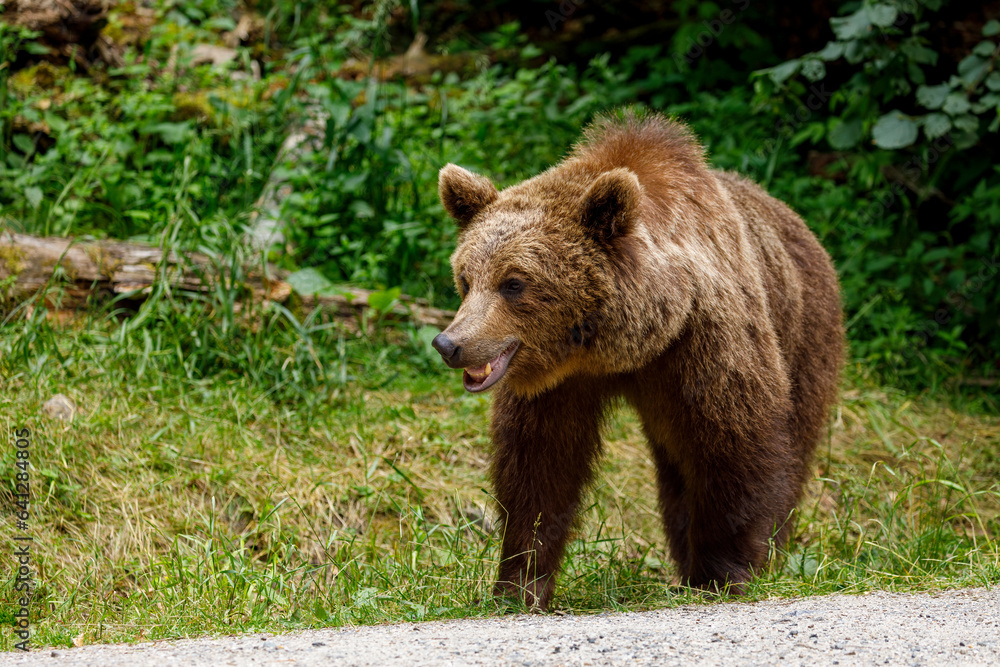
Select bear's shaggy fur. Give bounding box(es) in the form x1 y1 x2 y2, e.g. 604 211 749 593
434 111 844 609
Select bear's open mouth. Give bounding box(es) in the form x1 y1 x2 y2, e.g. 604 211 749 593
463 341 519 393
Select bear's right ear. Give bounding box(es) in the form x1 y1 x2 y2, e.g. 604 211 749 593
580 168 641 243
439 164 498 229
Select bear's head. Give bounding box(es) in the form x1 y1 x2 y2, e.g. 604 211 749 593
432 163 642 396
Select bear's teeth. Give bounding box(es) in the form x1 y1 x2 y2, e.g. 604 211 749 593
485 362 492 377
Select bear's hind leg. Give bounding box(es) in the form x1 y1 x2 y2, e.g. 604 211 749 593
681 431 800 594
647 444 692 578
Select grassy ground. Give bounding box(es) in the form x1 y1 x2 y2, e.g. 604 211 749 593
1 315 997 650
2 0 998 652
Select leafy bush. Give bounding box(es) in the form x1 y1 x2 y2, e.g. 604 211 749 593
752 0 1000 385
1 0 997 392
276 41 629 304
0 8 290 240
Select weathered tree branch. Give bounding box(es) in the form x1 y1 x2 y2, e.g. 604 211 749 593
0 230 453 329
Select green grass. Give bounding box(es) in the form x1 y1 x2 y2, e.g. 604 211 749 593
1 0 998 650
0 309 997 650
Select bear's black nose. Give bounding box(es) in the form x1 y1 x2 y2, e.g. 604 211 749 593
432 333 462 366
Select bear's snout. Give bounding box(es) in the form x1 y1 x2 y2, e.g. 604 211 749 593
432 333 463 367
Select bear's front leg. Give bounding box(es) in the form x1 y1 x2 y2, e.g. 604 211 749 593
489 382 606 610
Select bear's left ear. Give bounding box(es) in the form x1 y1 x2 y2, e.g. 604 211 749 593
579 168 641 243
439 164 498 229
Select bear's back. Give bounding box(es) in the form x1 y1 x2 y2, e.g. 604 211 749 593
715 170 844 437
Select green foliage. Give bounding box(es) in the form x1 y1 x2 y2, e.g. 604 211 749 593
0 2 999 646
0 0 997 391
755 1 1000 151
276 40 628 303
0 5 290 239
0 163 443 404
752 0 1000 386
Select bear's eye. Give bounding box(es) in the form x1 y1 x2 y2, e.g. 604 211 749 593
459 275 470 297
500 278 524 299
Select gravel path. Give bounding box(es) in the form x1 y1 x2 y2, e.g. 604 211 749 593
3 588 998 666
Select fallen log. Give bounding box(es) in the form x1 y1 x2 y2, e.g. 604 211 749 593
0 230 453 329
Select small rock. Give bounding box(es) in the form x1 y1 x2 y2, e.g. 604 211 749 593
43 394 75 421
190 44 237 67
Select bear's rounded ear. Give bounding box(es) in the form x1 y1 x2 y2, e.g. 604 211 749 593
439 164 498 229
580 168 641 243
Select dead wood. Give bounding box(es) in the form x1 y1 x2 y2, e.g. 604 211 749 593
0 230 453 329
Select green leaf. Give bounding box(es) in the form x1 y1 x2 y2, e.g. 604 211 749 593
916 84 950 110
829 118 864 149
43 111 68 134
923 246 952 263
24 42 50 55
866 255 897 273
12 134 34 155
866 4 898 28
800 59 826 82
352 586 379 607
872 111 918 149
349 200 375 218
942 92 971 116
143 122 191 144
817 41 845 61
25 186 43 210
368 287 401 313
921 113 951 139
952 114 979 133
984 20 1000 37
844 39 868 64
831 9 871 40
286 268 333 296
341 172 367 193
986 71 1000 92
792 122 826 147
974 41 996 57
976 92 1000 111
901 41 938 65
958 55 987 87
768 59 801 84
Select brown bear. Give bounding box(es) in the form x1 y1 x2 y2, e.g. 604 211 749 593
432 110 844 610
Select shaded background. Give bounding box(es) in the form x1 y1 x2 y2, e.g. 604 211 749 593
1 0 999 392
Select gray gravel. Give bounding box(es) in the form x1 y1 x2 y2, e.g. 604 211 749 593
3 588 998 666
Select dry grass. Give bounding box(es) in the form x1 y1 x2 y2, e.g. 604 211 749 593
1 361 998 649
